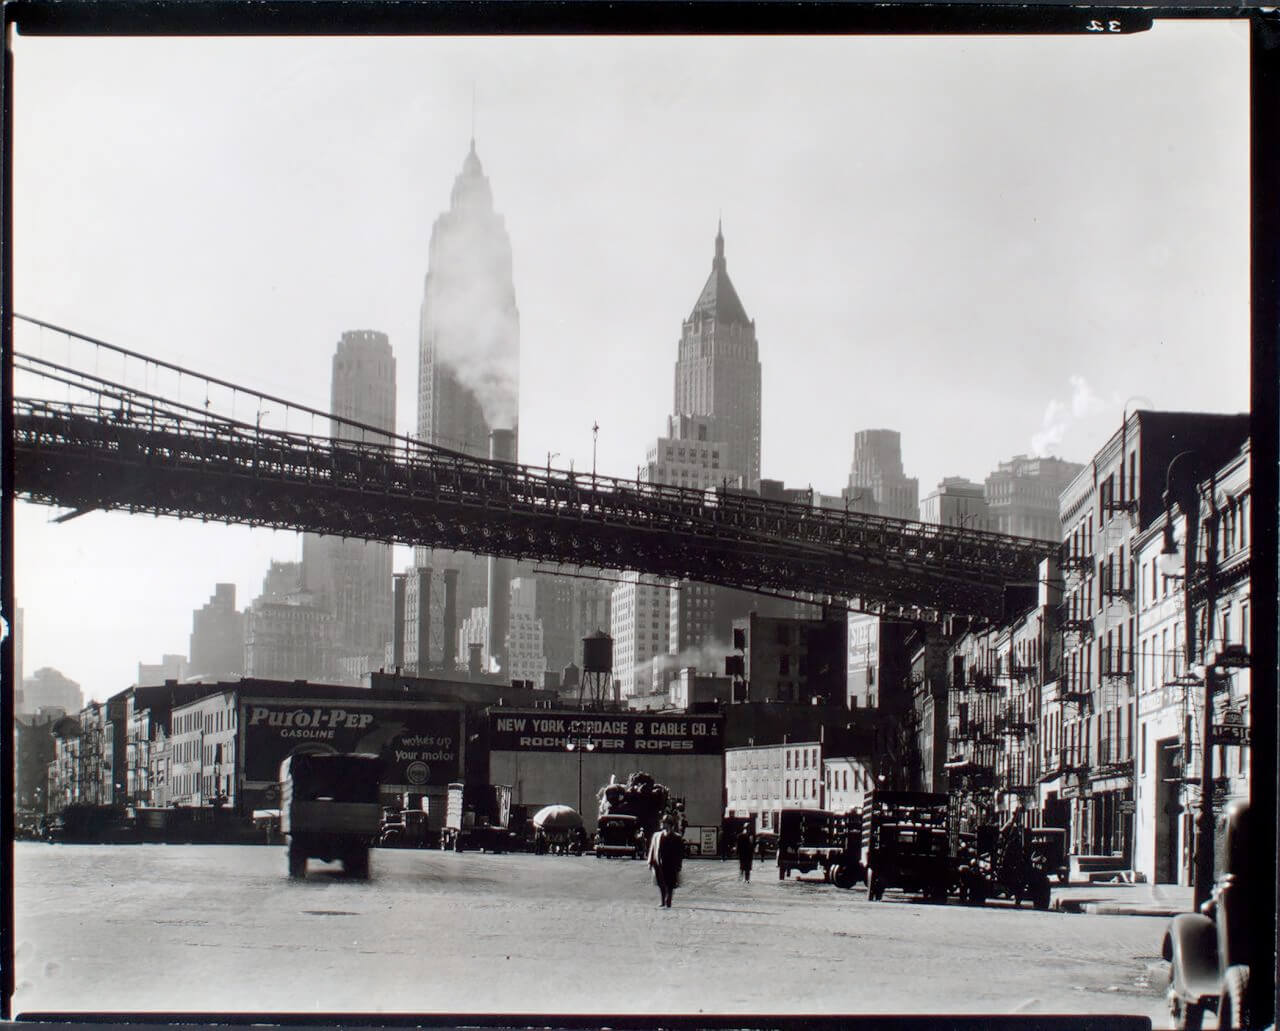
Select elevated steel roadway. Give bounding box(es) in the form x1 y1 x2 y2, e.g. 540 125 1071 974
13 397 1056 619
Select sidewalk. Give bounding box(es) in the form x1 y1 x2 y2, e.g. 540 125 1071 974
1052 879 1194 917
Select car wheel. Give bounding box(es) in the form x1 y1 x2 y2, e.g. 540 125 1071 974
1216 965 1250 1030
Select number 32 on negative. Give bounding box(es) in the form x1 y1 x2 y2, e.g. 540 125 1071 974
1087 19 1123 32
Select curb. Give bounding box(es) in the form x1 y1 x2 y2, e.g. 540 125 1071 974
1053 898 1184 917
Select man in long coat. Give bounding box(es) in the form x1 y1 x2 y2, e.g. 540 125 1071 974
647 815 684 908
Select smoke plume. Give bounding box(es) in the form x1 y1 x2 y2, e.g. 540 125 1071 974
1031 375 1103 456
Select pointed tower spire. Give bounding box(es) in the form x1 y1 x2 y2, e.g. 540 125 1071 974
470 83 477 153
713 218 726 271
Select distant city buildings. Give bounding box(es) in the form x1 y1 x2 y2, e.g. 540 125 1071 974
137 654 189 686
919 476 995 531
844 429 919 520
302 330 396 681
506 578 547 686
19 666 82 717
641 414 739 493
188 584 244 679
415 140 521 673
984 454 1084 541
733 612 846 706
610 573 671 700
243 564 335 682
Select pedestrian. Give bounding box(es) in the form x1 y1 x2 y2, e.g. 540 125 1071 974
736 826 755 883
647 815 684 908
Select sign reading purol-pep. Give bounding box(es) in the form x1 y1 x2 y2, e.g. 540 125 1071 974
242 699 463 786
489 709 723 755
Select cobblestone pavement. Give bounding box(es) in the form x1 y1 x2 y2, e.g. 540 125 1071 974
12 843 1174 1024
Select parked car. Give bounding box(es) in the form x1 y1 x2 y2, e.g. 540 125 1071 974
1162 800 1260 1030
755 829 779 859
594 813 644 858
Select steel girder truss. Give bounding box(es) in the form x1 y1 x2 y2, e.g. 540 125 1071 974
13 401 1054 619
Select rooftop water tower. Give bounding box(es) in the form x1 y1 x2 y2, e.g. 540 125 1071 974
580 630 613 710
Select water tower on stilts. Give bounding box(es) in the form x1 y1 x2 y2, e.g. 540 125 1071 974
579 631 614 710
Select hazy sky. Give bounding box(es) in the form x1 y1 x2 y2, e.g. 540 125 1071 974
11 24 1251 702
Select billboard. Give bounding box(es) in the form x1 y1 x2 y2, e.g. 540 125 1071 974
241 699 463 788
489 710 724 756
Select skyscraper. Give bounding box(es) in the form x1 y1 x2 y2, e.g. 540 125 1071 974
673 223 762 490
415 140 521 669
189 584 244 679
302 330 396 678
844 429 920 521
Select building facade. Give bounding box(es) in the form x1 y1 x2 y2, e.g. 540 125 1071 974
189 584 245 679
507 578 547 686
137 655 189 687
1056 410 1248 862
610 574 671 700
734 613 846 706
984 454 1084 542
919 477 994 531
302 330 396 675
20 666 83 717
724 740 824 833
1132 439 1252 885
673 224 762 490
844 429 919 521
243 592 337 682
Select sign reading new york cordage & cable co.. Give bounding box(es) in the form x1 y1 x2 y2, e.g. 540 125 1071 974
488 709 723 755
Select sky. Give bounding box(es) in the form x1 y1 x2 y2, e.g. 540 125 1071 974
10 23 1251 703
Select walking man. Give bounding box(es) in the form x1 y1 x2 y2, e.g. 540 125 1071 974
648 815 684 908
736 826 755 883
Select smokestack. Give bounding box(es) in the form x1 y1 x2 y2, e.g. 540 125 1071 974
392 574 407 669
486 428 517 674
443 568 460 670
468 643 484 679
416 567 432 673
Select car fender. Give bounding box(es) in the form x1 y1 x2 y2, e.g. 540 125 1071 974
1163 912 1221 1004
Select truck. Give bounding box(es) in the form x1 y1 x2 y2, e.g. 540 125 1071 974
280 752 382 879
864 790 953 902
776 807 865 887
441 782 514 852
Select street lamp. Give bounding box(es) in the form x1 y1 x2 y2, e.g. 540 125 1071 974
565 735 596 817
1161 450 1222 909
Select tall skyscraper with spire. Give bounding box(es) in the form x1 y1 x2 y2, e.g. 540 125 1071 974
414 140 521 669
673 223 762 490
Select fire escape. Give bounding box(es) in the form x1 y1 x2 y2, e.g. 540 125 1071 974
946 664 1001 810
1055 535 1094 794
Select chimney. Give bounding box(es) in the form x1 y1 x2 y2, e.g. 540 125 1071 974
486 428 517 674
416 567 432 673
392 574 407 670
443 568 460 670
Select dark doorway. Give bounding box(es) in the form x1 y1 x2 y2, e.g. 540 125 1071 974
1155 738 1181 884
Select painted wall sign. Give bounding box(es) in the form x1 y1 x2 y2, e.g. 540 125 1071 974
242 700 463 786
489 710 724 756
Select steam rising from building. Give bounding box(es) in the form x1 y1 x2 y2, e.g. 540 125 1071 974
415 140 522 668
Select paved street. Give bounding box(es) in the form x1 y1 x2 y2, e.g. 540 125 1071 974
14 842 1172 1023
